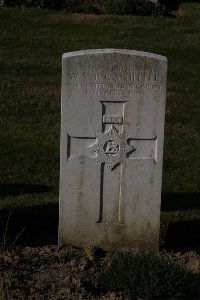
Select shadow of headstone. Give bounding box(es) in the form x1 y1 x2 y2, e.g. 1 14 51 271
0 203 58 247
161 192 200 211
163 219 200 252
0 184 52 196
161 192 200 253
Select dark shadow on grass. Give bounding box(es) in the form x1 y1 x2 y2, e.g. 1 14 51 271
161 192 200 252
0 204 58 247
161 192 200 211
161 219 200 253
0 192 199 250
0 184 52 196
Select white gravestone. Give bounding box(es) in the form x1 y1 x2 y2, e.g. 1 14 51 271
59 49 167 251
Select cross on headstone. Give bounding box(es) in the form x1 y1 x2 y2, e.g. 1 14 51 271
67 101 157 224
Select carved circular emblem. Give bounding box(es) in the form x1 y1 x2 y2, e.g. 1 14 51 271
90 125 135 170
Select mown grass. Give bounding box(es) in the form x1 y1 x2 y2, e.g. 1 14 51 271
0 4 200 249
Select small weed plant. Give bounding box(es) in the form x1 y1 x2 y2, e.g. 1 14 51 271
98 251 196 299
0 211 25 250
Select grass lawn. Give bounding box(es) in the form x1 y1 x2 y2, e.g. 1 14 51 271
0 3 200 250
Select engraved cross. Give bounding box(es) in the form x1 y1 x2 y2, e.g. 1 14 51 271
67 101 157 224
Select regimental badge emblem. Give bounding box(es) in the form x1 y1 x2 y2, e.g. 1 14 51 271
90 125 135 170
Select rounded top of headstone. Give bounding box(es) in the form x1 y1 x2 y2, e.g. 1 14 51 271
62 49 167 62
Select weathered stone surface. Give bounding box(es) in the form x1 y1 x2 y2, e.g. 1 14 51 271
59 49 167 251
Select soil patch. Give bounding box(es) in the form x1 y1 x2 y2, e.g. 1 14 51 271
0 245 200 299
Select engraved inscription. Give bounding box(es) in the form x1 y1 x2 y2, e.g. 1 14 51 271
103 115 123 124
65 63 161 96
74 64 144 72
